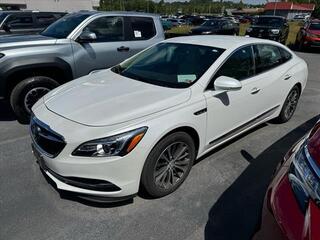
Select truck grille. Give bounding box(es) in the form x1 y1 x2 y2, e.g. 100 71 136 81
30 116 66 158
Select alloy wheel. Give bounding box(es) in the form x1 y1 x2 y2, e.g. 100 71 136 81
24 87 50 113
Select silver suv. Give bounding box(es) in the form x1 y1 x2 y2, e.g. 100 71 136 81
0 11 165 122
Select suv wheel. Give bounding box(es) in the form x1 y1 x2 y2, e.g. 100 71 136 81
275 85 300 123
140 132 196 198
10 76 59 123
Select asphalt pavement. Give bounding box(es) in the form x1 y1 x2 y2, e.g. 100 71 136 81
0 51 319 240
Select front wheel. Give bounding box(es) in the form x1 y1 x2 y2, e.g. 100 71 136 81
10 76 59 123
140 132 196 198
275 85 300 123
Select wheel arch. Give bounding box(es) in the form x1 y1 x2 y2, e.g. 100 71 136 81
2 57 73 98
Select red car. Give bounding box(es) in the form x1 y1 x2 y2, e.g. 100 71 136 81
295 19 320 50
254 120 320 240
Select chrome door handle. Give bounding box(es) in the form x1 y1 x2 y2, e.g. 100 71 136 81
284 75 292 80
251 87 261 94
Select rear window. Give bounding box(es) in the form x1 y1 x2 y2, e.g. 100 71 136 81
128 17 156 40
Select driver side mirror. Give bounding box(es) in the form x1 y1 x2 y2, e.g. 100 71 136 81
77 31 97 43
214 76 242 91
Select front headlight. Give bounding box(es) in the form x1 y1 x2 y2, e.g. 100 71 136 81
72 127 148 157
246 27 253 33
270 29 280 34
201 31 212 35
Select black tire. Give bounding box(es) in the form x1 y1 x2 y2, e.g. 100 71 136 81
10 76 59 123
275 85 300 123
140 132 196 198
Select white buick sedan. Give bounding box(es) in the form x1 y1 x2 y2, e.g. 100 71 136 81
30 36 308 202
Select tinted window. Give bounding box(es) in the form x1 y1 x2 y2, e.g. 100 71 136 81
41 13 91 39
84 16 124 42
113 43 225 88
129 17 156 40
309 22 320 30
0 13 8 24
5 14 33 29
212 46 254 83
254 44 282 74
279 47 292 63
36 14 57 26
255 17 283 27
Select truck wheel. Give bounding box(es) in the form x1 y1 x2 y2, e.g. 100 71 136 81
10 76 59 123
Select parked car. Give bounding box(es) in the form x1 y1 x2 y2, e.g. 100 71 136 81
190 19 239 35
254 120 320 240
0 11 65 35
246 16 289 44
0 11 164 123
223 16 239 24
293 14 310 22
295 19 320 50
167 18 186 27
30 36 307 202
161 19 173 31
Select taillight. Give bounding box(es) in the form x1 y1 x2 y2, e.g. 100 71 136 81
307 122 320 165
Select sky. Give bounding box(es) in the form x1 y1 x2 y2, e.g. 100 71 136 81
154 0 266 5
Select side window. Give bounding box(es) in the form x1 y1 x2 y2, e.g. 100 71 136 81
279 47 292 63
254 44 283 74
128 17 156 40
213 46 254 82
35 14 57 27
84 16 124 42
5 14 33 29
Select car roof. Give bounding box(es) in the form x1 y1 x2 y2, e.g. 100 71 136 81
73 10 159 18
164 35 282 50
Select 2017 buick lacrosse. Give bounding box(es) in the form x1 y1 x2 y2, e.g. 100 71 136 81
30 36 308 202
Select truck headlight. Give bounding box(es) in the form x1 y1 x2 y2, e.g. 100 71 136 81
202 31 212 35
270 29 280 34
72 127 147 157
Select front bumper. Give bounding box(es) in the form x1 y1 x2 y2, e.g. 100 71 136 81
30 103 151 201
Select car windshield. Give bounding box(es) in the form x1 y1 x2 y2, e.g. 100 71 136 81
41 13 91 39
112 43 225 88
256 17 283 27
202 20 223 27
309 23 320 30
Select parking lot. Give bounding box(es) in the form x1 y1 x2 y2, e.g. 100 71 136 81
0 50 319 240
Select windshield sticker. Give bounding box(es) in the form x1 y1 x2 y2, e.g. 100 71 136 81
134 30 142 38
177 74 197 83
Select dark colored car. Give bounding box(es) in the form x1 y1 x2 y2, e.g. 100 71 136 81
190 19 239 35
246 16 289 44
295 19 320 50
254 120 320 240
0 11 66 35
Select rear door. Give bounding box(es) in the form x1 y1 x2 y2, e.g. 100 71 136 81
124 16 160 55
252 44 295 113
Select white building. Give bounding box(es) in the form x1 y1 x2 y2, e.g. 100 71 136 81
0 0 100 12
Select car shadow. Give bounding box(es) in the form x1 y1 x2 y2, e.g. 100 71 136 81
204 116 319 240
0 100 16 121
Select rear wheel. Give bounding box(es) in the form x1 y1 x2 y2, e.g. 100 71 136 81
275 85 300 123
10 76 59 123
140 132 196 198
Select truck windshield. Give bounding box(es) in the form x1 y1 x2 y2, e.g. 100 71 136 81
256 17 283 27
41 13 91 39
112 43 225 88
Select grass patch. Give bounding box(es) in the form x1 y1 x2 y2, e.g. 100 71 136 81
166 21 303 46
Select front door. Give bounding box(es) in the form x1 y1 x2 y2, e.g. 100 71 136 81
204 45 266 146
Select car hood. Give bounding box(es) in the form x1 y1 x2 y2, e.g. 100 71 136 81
0 34 56 50
309 29 320 35
44 69 191 127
